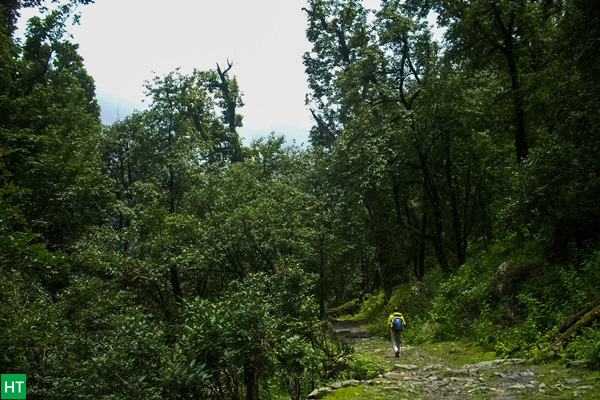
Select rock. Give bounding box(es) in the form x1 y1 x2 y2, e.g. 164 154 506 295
565 378 583 384
427 375 443 382
393 364 419 371
498 370 535 379
461 358 525 370
404 376 425 383
307 387 332 399
330 379 358 389
507 383 527 390
468 387 490 394
444 368 475 377
423 363 444 371
553 383 565 392
382 372 405 380
577 385 594 390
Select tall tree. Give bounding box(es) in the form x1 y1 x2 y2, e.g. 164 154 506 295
1 5 112 251
303 0 370 146
100 66 248 308
214 60 244 162
418 0 563 163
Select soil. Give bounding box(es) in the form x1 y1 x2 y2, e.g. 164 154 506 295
308 319 600 399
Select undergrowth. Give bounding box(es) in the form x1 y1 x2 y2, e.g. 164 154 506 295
352 243 600 368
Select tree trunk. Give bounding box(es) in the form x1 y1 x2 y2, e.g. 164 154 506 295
419 150 450 275
506 47 528 163
442 131 466 265
216 62 243 162
319 234 326 319
547 302 600 357
493 6 528 163
170 265 183 306
244 362 259 400
364 188 398 296
417 212 427 280
556 297 600 335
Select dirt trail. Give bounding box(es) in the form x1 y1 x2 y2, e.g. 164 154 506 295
312 320 600 399
331 319 371 338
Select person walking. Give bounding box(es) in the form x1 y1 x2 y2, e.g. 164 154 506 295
387 307 406 358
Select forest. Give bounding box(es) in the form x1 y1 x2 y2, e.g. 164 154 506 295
1 0 599 399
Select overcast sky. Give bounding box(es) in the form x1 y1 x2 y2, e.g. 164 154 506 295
18 1 436 146
27 0 318 145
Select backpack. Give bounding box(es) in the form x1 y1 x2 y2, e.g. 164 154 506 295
391 315 404 333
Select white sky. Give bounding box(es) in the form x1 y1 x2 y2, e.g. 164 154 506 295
29 0 317 145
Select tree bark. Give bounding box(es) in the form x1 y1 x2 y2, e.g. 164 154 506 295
493 6 529 163
417 212 427 280
244 362 259 400
216 61 243 162
442 131 466 265
549 304 600 355
419 149 450 275
319 234 326 319
170 265 183 306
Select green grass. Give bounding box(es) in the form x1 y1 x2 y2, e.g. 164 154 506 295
323 384 417 399
420 341 499 368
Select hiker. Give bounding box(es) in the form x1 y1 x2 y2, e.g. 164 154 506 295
387 307 406 358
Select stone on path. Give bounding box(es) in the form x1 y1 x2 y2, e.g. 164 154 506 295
393 364 419 371
307 387 332 399
461 358 525 370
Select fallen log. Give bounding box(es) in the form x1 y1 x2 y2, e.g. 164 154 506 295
547 301 600 357
556 297 600 335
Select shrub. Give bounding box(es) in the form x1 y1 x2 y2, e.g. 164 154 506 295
347 353 384 380
565 322 600 368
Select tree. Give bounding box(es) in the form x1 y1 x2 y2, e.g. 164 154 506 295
417 0 563 163
501 0 600 258
99 66 247 308
1 4 113 252
0 0 94 37
214 60 244 162
303 0 370 146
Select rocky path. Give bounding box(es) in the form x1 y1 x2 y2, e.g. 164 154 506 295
308 320 600 399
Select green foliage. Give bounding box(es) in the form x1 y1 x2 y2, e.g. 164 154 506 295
429 258 497 341
565 322 600 368
2 0 600 398
173 268 328 399
1 5 114 251
425 243 600 360
326 298 362 318
346 353 385 381
356 291 386 333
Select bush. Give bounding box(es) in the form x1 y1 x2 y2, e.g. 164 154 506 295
326 298 361 318
429 257 497 342
347 353 385 380
565 322 600 368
